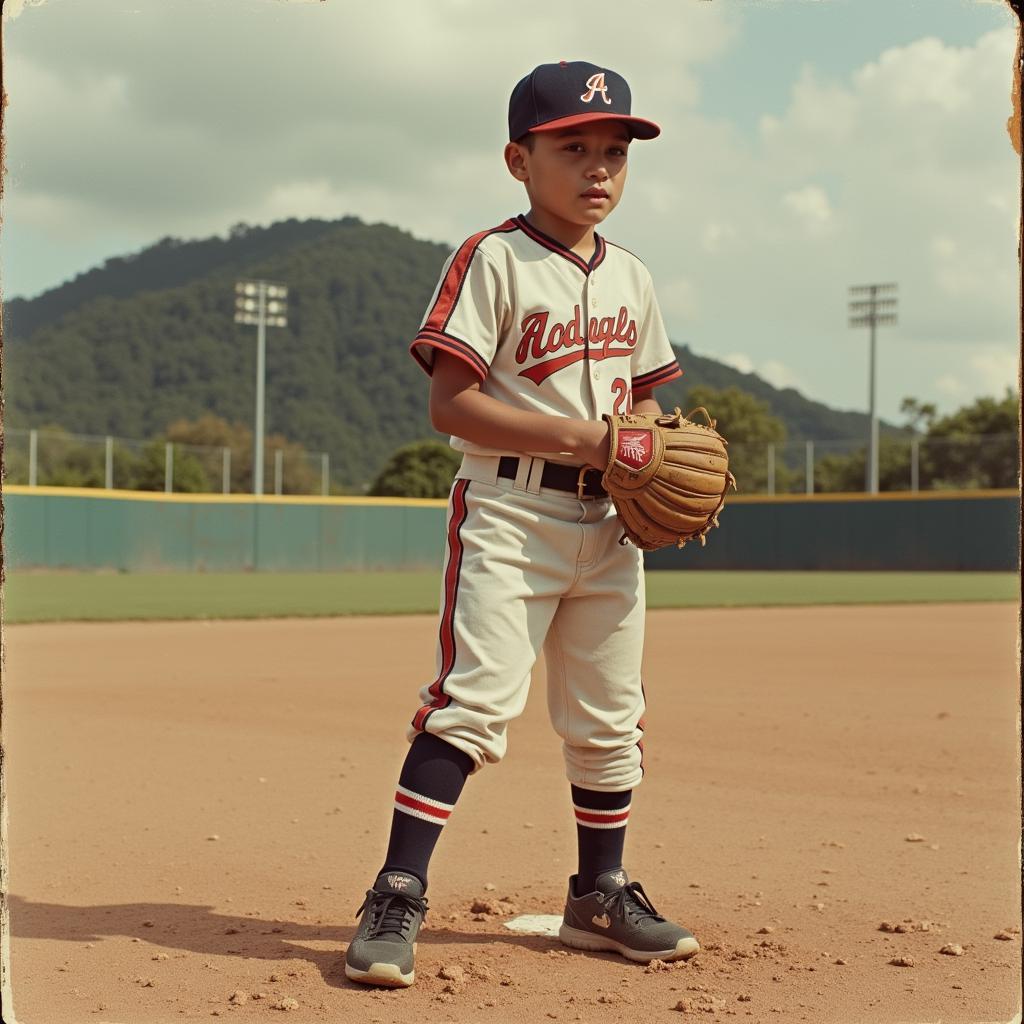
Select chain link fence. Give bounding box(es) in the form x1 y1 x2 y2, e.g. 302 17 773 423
3 427 1017 497
729 433 1019 495
3 428 332 496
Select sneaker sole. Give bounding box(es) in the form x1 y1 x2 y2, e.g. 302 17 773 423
558 924 700 963
344 961 415 988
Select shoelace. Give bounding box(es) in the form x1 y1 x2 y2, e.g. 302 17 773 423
356 889 428 940
601 881 665 927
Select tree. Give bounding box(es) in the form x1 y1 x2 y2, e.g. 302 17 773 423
369 440 461 498
817 389 1019 492
127 440 211 493
27 425 106 488
919 388 1018 489
899 396 937 434
684 385 792 493
164 414 321 494
815 439 917 493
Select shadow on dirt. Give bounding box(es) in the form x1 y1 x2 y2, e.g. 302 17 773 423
9 894 569 990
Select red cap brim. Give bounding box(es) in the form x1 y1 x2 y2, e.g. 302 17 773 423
529 111 661 140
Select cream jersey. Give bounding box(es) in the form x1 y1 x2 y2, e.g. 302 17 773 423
410 214 683 464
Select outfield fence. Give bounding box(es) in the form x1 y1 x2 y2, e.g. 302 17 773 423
2 427 1018 496
3 428 331 496
3 486 1018 573
729 433 1018 494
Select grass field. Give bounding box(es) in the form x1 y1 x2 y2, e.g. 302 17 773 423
3 570 1017 623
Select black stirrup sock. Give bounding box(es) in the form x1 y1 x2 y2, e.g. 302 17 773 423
378 732 474 890
571 784 632 896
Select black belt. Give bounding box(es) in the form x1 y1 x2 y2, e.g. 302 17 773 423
497 456 607 499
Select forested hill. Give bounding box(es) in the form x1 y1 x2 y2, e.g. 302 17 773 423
4 216 891 488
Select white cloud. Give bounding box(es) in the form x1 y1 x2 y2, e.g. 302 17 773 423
722 352 754 374
657 274 700 323
782 185 834 236
717 353 805 394
855 36 973 115
934 349 1017 407
760 360 804 392
935 373 964 397
968 348 1019 397
1 2 1017 424
1 0 48 22
701 221 738 252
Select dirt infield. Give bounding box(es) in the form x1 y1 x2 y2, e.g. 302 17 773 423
5 604 1021 1023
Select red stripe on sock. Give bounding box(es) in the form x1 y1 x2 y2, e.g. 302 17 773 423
394 791 452 821
575 809 630 825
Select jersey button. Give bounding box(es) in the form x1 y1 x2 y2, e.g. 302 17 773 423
591 296 598 308
593 368 601 380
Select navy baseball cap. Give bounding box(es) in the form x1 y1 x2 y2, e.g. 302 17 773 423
508 60 661 142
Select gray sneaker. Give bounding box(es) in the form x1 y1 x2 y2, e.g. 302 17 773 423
344 871 428 987
559 868 700 963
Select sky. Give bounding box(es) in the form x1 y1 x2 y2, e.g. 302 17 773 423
1 0 1019 424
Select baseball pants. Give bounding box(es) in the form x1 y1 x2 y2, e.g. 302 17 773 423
409 458 647 791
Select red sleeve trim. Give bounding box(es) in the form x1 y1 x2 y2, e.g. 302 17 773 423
409 330 489 381
422 220 517 335
632 361 683 389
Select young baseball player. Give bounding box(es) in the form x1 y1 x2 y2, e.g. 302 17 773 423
345 60 699 988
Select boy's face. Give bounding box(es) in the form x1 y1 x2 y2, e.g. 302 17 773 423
506 120 631 230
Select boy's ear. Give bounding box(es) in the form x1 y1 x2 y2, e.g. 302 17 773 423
504 141 529 182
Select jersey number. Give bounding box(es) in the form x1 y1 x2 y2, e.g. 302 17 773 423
611 377 632 415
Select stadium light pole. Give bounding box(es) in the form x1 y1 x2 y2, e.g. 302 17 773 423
234 280 288 495
848 283 898 494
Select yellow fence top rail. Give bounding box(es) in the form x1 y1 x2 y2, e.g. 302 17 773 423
3 484 1017 507
2 484 449 508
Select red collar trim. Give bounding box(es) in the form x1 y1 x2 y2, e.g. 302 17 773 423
514 214 606 275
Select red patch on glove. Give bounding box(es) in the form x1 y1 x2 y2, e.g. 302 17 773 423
616 429 653 470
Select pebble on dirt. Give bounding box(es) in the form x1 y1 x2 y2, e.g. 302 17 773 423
904 833 926 842
888 957 915 967
438 964 466 984
228 990 249 1005
470 898 519 916
994 931 1015 941
270 997 299 1011
644 959 673 973
939 943 965 956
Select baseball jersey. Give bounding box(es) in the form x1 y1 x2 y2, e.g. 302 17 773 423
410 214 683 464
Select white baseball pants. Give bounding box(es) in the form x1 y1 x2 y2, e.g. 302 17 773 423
409 461 647 791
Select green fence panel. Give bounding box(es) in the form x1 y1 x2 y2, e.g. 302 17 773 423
3 490 1017 573
191 504 258 572
645 494 1019 572
43 495 94 567
9 493 48 565
254 504 321 571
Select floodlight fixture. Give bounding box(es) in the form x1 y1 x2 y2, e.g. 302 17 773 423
234 278 290 495
847 282 899 494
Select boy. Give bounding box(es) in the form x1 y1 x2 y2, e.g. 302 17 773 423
344 60 699 988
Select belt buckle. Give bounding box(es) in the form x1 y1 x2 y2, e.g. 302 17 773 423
577 466 596 500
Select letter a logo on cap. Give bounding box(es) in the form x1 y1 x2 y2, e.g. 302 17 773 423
581 72 613 105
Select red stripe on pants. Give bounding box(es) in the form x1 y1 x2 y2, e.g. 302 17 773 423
412 479 470 732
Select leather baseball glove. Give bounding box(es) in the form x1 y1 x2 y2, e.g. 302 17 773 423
600 406 737 551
